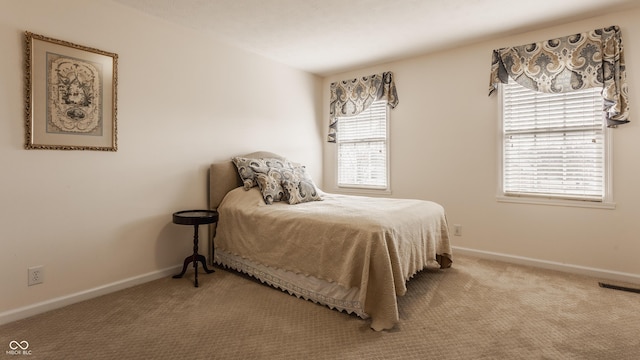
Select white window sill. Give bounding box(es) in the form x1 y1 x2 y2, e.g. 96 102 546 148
497 196 616 210
335 186 392 196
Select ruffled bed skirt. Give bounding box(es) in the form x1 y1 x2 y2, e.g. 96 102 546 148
214 248 368 319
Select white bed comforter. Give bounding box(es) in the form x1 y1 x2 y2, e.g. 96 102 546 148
213 187 452 330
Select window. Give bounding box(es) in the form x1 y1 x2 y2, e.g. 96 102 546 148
500 78 612 205
337 100 389 190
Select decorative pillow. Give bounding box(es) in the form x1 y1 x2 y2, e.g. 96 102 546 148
232 157 290 190
251 164 301 204
254 169 286 204
282 167 323 205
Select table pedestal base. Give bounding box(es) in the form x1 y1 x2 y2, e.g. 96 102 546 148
172 254 214 287
172 222 214 287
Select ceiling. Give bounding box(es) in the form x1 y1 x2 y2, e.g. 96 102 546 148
113 0 640 76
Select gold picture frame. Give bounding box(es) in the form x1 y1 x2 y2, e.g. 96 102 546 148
25 32 118 151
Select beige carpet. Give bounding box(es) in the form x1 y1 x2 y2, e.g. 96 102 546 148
2 255 639 359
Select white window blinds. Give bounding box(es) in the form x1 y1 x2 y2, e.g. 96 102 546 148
337 100 388 189
502 79 606 201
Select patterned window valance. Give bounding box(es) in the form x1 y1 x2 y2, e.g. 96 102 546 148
489 25 629 127
327 71 398 143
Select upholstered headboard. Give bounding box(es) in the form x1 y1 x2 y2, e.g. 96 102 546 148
208 151 286 210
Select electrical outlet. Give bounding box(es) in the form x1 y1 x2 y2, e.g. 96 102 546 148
453 224 462 236
28 266 44 286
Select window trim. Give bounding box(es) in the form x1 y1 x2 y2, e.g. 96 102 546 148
335 100 391 195
496 83 615 209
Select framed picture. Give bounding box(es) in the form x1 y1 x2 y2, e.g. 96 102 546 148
25 32 118 151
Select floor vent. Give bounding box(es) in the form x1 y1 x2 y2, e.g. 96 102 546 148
598 282 640 294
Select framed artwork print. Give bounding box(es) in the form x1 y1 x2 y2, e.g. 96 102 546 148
25 31 118 151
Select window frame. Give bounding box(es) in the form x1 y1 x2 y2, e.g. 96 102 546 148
335 100 391 194
497 81 615 209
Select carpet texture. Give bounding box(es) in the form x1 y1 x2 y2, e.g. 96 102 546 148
1 255 639 359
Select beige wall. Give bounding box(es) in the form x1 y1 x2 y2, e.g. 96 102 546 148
0 0 323 317
323 9 640 280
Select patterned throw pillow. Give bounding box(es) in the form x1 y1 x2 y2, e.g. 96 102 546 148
282 167 322 205
232 157 290 190
251 166 293 205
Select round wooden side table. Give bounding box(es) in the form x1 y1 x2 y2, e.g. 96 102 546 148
171 209 218 287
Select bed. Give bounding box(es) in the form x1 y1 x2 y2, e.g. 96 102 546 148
208 151 452 331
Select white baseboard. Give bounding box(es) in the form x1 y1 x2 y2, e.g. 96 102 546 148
0 265 181 326
453 246 640 286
